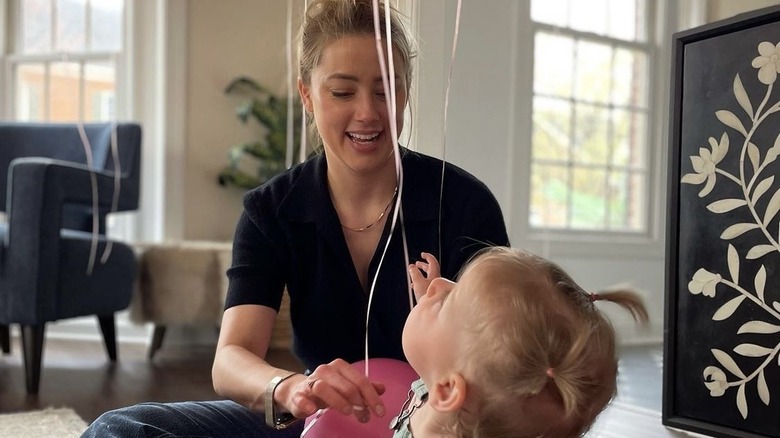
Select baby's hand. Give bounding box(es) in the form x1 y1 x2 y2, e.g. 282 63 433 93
408 252 441 301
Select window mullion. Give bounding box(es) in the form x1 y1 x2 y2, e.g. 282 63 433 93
50 0 57 53
43 61 50 121
79 60 85 121
85 0 91 51
566 36 580 228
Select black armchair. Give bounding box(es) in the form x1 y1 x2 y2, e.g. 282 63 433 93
0 122 141 393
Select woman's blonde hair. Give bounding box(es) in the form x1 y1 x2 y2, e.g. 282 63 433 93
297 0 416 147
454 247 649 438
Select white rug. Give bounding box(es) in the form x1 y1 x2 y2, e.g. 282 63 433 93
0 407 88 438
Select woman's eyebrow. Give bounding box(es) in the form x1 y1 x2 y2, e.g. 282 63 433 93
323 73 401 84
325 73 359 82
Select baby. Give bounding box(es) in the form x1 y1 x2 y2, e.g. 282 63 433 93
395 247 649 437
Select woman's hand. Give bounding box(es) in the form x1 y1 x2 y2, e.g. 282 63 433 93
408 252 441 301
282 358 386 423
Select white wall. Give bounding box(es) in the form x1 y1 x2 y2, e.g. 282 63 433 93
708 0 780 21
183 0 303 240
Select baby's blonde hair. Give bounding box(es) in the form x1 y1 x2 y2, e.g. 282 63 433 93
453 247 648 438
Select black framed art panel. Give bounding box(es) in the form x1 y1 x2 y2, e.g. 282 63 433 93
664 5 780 438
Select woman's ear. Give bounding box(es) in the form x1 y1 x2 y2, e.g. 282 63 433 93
298 78 313 113
428 373 467 413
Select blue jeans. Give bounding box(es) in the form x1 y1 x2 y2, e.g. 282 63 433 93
81 400 305 438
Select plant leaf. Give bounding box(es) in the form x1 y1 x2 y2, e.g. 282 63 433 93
728 244 739 283
752 176 774 204
734 343 773 357
737 384 748 419
738 321 780 334
763 188 780 225
716 110 748 137
758 370 770 406
712 349 747 379
746 245 776 259
713 295 746 321
721 223 759 240
734 74 754 119
755 265 767 302
707 199 747 213
748 142 760 174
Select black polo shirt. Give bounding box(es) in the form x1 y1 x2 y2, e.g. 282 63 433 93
225 149 509 371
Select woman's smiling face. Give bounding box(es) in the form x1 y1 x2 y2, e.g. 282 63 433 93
298 34 407 175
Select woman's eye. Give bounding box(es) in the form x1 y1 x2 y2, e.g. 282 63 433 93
331 91 353 98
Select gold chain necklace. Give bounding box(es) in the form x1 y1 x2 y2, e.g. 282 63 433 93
340 187 398 232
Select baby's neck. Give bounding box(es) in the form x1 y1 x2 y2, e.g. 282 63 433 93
408 403 455 438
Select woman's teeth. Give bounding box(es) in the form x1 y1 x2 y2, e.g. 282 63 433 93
347 132 379 143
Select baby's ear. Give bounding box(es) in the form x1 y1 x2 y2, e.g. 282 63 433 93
429 372 466 413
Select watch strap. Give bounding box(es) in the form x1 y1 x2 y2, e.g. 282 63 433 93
264 371 300 429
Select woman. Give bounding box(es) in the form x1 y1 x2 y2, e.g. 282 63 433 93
83 1 508 436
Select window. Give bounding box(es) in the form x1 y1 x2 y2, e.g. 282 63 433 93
7 0 124 122
529 0 651 233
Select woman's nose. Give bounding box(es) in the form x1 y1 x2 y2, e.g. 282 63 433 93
354 93 381 122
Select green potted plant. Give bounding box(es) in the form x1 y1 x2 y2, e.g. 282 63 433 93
217 76 303 189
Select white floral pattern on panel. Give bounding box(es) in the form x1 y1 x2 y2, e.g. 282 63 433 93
681 40 780 420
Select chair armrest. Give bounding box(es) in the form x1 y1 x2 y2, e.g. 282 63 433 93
8 157 139 213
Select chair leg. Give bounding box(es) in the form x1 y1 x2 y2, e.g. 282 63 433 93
20 324 45 394
0 324 10 354
148 325 167 360
98 314 118 361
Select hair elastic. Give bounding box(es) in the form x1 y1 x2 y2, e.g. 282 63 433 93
589 292 600 302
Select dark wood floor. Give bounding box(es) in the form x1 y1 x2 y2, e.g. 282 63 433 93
0 335 304 424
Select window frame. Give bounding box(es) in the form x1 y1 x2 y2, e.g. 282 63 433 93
530 22 653 234
3 0 129 123
511 0 673 258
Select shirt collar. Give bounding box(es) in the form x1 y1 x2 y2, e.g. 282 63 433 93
278 149 441 224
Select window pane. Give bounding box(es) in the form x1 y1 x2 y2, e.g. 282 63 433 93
530 0 569 27
570 0 607 36
573 103 609 165
21 0 52 53
91 0 124 52
15 64 46 121
530 163 569 228
608 0 646 42
575 40 613 104
57 0 87 51
612 109 647 168
612 48 648 108
533 96 571 162
85 62 116 121
608 171 646 231
534 33 574 98
50 62 81 121
570 166 607 229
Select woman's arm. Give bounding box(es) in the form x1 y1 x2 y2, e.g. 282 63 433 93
212 304 299 411
213 305 387 422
